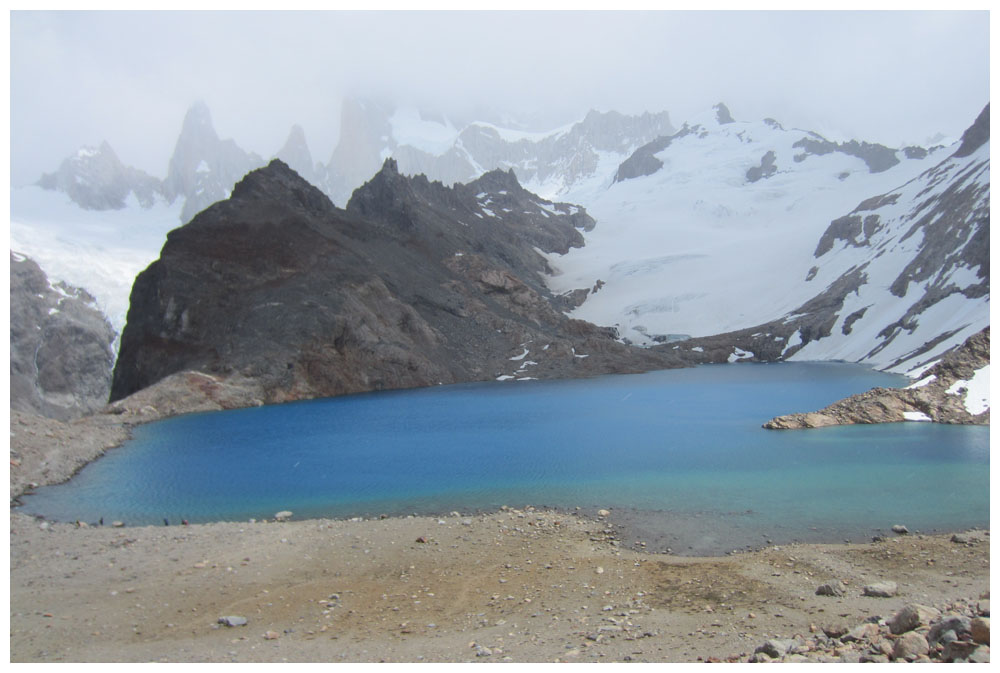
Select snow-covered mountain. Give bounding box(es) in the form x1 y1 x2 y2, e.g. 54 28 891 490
545 103 988 375
13 97 987 385
37 141 163 210
322 98 675 204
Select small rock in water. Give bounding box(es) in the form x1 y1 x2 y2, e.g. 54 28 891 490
862 581 898 598
112 521 124 528
219 616 248 627
891 524 909 535
274 511 293 522
598 509 610 517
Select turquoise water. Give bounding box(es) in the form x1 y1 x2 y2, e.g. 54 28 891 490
18 363 989 551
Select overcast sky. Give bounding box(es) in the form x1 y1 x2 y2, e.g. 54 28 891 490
10 10 990 186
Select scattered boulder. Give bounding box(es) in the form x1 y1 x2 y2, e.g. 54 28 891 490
862 581 898 598
892 630 929 660
841 622 880 643
816 582 846 597
754 638 798 659
888 603 941 634
891 524 909 535
942 639 979 663
928 615 972 645
219 616 248 627
274 511 293 522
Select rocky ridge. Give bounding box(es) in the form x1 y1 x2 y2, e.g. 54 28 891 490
323 99 676 204
762 327 989 429
110 158 685 405
10 252 116 420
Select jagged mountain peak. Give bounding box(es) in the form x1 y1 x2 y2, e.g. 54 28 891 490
275 123 319 185
227 159 333 215
467 167 524 195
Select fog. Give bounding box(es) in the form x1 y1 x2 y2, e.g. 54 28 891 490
10 10 990 186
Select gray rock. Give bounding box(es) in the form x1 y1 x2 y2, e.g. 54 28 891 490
842 623 879 643
816 582 846 597
755 638 798 658
888 603 941 634
928 615 972 645
942 639 979 663
892 630 929 660
891 524 909 535
951 533 972 544
862 581 898 597
219 616 248 627
968 645 990 663
274 511 294 522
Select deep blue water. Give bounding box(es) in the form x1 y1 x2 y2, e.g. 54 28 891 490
19 363 988 550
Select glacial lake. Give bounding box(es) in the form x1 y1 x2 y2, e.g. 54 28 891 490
19 363 989 555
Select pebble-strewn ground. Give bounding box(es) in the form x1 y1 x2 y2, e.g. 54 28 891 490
10 506 989 663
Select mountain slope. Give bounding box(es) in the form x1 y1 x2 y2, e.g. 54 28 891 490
10 252 116 419
110 160 684 404
651 105 989 376
544 103 963 356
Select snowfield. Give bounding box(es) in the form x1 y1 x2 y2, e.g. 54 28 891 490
545 109 946 345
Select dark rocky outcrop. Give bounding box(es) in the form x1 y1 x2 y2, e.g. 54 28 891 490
792 134 902 173
10 253 116 420
953 103 989 158
111 159 685 406
746 150 777 183
714 102 735 125
763 327 989 428
613 124 699 182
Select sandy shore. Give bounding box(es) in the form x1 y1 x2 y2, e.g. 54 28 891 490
10 506 989 663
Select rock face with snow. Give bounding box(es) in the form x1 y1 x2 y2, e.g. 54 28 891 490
162 101 266 223
548 102 986 376
322 98 675 204
110 159 684 405
10 252 116 420
37 141 162 210
38 101 267 225
662 104 989 376
763 327 989 429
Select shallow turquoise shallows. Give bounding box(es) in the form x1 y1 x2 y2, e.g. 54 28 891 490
18 363 988 551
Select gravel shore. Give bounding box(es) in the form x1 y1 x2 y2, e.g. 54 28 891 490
9 409 990 662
